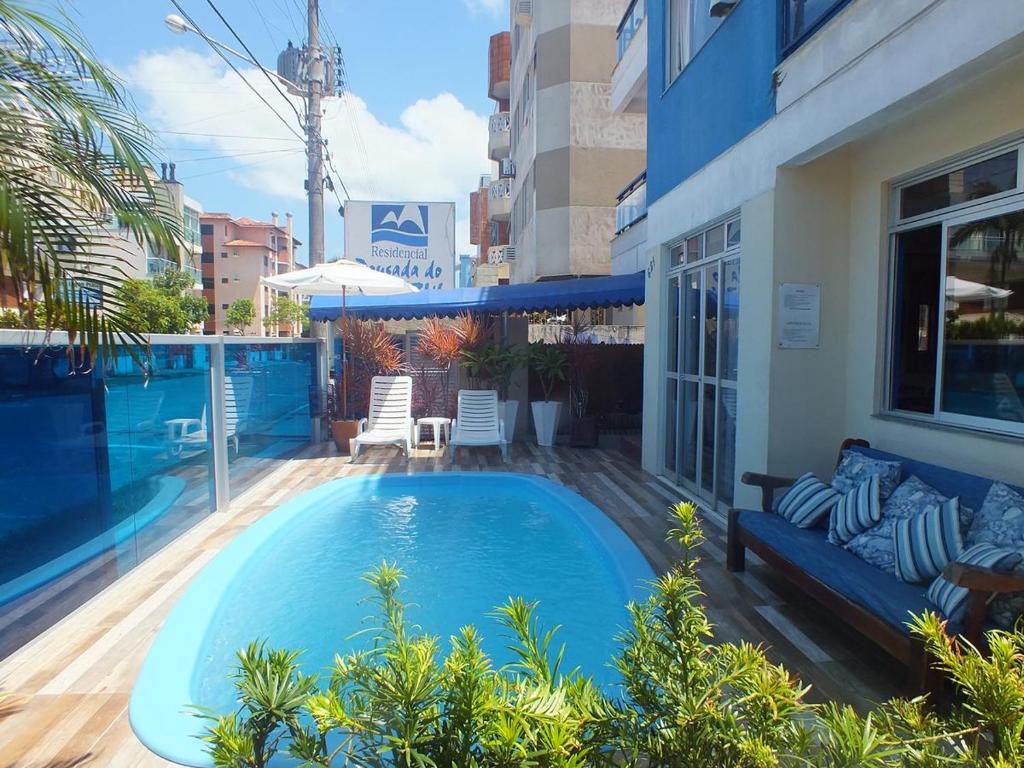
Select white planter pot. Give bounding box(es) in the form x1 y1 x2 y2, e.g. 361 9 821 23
531 401 561 447
498 399 519 443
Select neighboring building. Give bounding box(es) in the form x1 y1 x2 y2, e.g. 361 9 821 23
505 1 645 284
457 254 476 288
642 0 1024 513
200 211 302 335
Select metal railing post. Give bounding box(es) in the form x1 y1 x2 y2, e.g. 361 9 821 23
209 339 231 510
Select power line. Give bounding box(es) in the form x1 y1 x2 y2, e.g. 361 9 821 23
170 147 304 163
157 129 301 141
179 148 305 180
201 0 306 130
168 0 305 143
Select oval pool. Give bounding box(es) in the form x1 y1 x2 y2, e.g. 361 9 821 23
130 472 653 766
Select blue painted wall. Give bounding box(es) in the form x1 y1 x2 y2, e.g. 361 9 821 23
647 0 780 204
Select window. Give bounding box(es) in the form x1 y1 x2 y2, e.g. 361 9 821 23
202 277 214 289
221 303 229 310
888 142 1024 433
200 224 213 235
665 0 723 85
207 303 215 315
221 277 228 284
782 0 849 52
220 252 228 259
201 251 214 263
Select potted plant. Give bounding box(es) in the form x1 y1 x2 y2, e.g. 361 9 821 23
332 319 406 453
563 320 599 447
461 341 526 441
414 317 461 417
528 342 567 447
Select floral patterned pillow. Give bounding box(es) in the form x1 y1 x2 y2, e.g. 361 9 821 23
966 483 1024 629
844 476 973 575
831 450 902 501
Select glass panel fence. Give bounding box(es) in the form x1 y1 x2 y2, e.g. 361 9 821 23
616 0 645 60
225 341 319 500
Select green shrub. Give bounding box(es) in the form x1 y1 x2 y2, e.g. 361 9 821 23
199 502 1024 767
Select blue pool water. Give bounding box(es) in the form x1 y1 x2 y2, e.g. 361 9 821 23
131 473 653 767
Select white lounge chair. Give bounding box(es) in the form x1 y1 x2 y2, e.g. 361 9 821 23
352 376 414 457
170 376 253 456
449 389 507 463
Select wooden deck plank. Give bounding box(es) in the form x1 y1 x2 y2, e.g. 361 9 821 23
0 443 899 767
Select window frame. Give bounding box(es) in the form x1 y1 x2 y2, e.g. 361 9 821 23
884 139 1024 438
663 0 728 91
780 0 855 58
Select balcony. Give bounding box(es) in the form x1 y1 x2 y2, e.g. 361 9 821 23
488 177 512 221
610 0 647 114
488 32 510 102
487 245 515 264
612 172 647 276
147 256 202 287
488 111 511 160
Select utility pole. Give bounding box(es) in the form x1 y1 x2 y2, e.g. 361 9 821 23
306 0 325 267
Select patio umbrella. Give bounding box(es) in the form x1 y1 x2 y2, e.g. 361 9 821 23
261 260 418 418
945 275 1013 302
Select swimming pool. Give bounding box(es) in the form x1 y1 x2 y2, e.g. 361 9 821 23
130 473 653 767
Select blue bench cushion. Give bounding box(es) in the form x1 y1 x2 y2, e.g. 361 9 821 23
736 508 956 636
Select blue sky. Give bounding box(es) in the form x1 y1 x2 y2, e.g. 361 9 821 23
70 0 506 260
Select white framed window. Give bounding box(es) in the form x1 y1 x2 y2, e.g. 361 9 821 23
886 138 1024 436
665 0 724 87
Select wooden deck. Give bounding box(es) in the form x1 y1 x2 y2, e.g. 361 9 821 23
0 443 901 767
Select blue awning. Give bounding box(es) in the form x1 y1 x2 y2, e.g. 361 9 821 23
309 271 645 321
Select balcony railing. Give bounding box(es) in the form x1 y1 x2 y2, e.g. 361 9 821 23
488 112 511 160
488 177 512 221
147 256 202 285
616 0 646 60
489 112 511 133
615 172 647 235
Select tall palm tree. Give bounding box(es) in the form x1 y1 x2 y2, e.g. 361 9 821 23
0 0 180 363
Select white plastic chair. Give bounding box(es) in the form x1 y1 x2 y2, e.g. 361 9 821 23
352 376 414 457
449 389 507 463
170 376 253 456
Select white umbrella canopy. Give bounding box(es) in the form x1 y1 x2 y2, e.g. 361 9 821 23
260 259 419 296
945 275 1013 302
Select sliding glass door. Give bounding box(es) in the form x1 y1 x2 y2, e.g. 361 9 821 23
664 217 741 508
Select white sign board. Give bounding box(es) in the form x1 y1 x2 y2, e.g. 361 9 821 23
343 201 456 290
777 283 821 348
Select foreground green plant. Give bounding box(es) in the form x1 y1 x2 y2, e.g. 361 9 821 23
200 502 1024 768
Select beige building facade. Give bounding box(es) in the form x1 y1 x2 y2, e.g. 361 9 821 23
200 212 302 336
507 0 645 284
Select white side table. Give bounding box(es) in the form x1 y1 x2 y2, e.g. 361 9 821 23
415 417 451 450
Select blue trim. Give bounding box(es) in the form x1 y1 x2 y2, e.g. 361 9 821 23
308 271 645 322
129 473 654 767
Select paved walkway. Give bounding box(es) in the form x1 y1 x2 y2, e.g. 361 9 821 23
0 443 900 767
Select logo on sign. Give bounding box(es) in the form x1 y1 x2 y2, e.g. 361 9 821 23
370 204 429 247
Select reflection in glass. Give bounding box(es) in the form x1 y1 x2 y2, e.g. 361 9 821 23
701 384 716 492
721 259 740 380
717 386 737 504
686 235 702 263
682 272 701 375
901 151 1017 220
665 379 677 475
680 381 698 483
667 276 680 373
726 218 741 249
706 224 725 257
891 226 942 414
704 265 718 377
942 211 1024 423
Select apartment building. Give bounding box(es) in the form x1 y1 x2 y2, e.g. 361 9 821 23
469 171 511 287
199 212 302 335
504 0 645 285
641 0 1024 512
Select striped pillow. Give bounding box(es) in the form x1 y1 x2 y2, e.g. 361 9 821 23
828 475 882 545
893 498 964 583
926 544 1023 623
776 473 842 528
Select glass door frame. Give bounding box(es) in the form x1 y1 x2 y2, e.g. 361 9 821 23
663 216 741 510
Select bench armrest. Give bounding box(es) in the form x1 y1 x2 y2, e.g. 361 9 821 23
941 561 1024 649
942 562 1024 593
740 472 798 513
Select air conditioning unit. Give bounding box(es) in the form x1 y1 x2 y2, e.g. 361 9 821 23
505 246 516 261
515 0 532 26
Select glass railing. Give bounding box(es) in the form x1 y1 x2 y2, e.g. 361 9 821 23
615 172 647 235
616 0 646 60
147 256 202 284
0 332 319 657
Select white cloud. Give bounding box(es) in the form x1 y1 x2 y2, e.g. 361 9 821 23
463 0 507 16
123 48 490 257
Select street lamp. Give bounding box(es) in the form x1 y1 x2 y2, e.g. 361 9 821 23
162 14 303 92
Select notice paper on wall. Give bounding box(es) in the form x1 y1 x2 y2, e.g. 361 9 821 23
777 283 821 349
